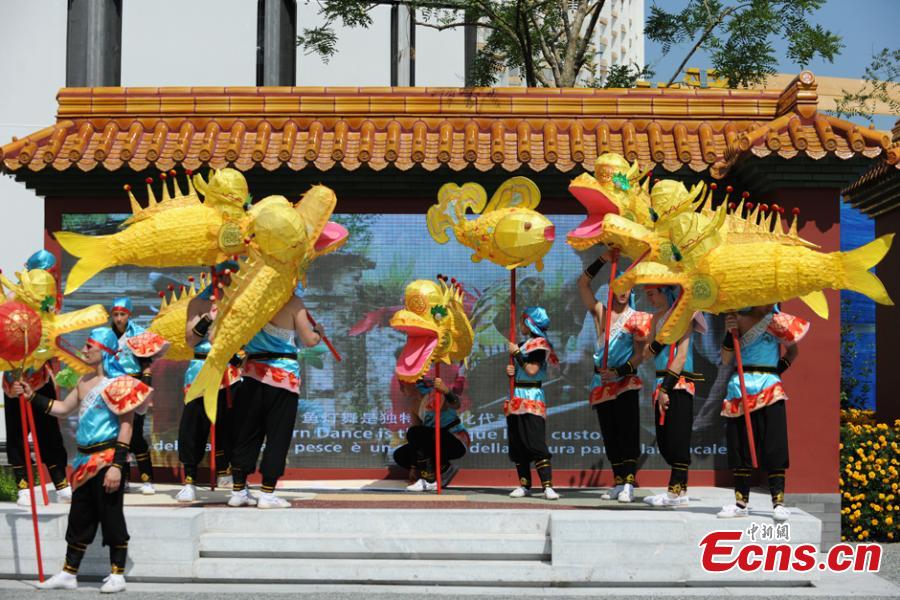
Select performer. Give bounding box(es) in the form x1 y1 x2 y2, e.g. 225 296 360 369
228 286 324 509
3 249 70 506
176 262 241 503
12 327 151 593
394 374 469 491
577 252 651 503
717 305 806 523
643 285 704 507
108 297 154 494
505 307 560 500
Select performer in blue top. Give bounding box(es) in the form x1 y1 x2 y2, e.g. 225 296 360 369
13 327 152 593
394 373 469 491
176 262 242 503
505 306 560 500
228 283 325 509
3 249 71 507
643 285 705 507
108 297 155 494
578 251 651 503
717 305 807 523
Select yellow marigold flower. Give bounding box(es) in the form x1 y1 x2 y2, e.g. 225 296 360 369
886 517 894 526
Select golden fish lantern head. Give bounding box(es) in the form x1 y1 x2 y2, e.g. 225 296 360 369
8 269 57 313
493 209 555 267
248 195 310 264
193 168 249 218
390 279 455 382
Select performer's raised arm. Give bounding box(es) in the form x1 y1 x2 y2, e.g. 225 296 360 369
13 380 79 417
292 297 324 348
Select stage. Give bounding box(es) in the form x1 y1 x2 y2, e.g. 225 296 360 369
0 482 878 589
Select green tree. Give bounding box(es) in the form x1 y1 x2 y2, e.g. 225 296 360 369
646 0 843 88
298 0 651 87
833 48 900 124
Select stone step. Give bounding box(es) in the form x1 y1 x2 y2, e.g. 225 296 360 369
199 531 550 560
201 507 551 536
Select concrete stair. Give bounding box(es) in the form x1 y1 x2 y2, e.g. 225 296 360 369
0 500 825 586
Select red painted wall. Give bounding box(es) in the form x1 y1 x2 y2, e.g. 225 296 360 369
43 190 844 493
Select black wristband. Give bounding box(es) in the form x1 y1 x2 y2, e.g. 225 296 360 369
722 333 735 352
614 360 636 377
228 354 243 368
112 442 130 469
648 340 666 356
31 393 53 415
661 371 679 393
138 371 152 386
513 350 527 367
776 357 791 375
583 257 607 279
192 314 213 337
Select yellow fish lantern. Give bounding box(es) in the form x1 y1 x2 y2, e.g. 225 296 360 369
427 177 554 271
566 153 653 252
389 277 474 383
55 169 251 294
146 276 206 362
185 186 348 422
0 268 108 375
613 233 895 345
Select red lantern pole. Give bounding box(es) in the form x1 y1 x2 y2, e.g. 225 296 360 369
209 267 218 491
433 363 442 495
731 329 759 469
19 396 44 581
509 268 516 403
601 250 619 369
24 402 49 506
307 312 341 362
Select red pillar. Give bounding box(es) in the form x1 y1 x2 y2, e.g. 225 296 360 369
770 187 840 494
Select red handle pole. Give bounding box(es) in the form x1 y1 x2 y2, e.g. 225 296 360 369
434 363 442 495
19 396 44 581
509 269 517 402
731 330 759 469
210 267 218 491
24 402 49 506
601 250 619 369
307 312 341 362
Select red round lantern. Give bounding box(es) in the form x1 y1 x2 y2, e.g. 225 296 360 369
0 301 42 362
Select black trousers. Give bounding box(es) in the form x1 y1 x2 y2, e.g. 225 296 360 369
594 389 640 485
230 378 298 491
507 413 553 489
4 381 68 490
63 466 129 575
127 412 153 483
727 400 789 505
178 386 236 481
393 425 467 475
654 389 693 493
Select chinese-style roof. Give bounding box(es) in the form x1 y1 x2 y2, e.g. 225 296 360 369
0 71 893 182
842 121 900 218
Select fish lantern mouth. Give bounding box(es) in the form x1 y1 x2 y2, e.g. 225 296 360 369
390 310 441 382
544 225 555 242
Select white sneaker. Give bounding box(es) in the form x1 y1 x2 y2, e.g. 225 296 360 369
717 503 750 518
644 492 689 507
38 571 78 590
406 478 428 492
542 487 560 500
508 486 532 498
423 480 438 492
217 475 233 488
773 505 790 522
601 484 625 500
617 483 634 503
643 492 666 506
140 482 155 496
16 489 31 507
55 486 73 504
257 492 290 509
100 573 126 593
176 484 196 503
226 489 257 507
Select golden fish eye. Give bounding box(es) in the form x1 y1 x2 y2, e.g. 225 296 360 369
408 293 428 315
524 222 532 231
